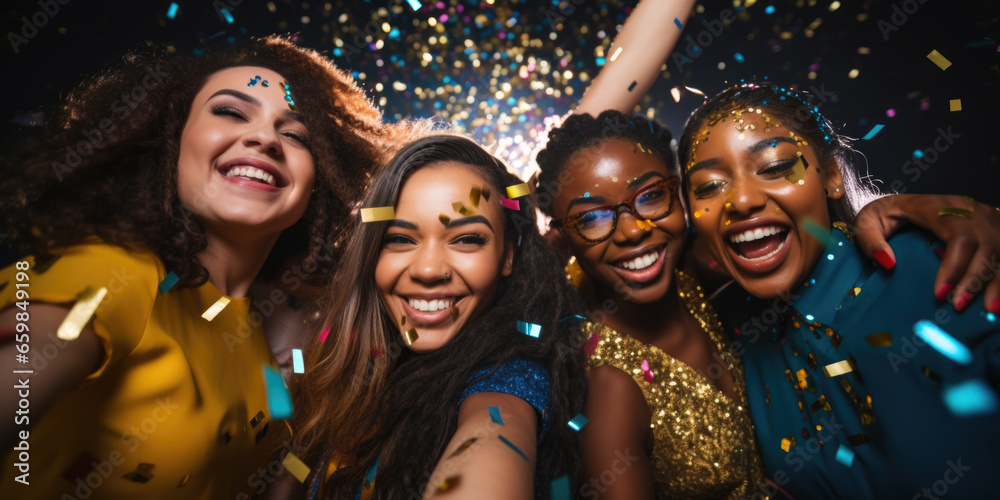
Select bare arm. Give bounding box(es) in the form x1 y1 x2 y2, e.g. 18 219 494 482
422 392 538 499
580 365 656 499
1 303 102 451
575 0 697 116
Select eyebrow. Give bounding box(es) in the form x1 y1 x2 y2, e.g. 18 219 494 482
626 171 667 190
208 89 305 122
388 215 495 232
567 195 607 211
748 136 798 154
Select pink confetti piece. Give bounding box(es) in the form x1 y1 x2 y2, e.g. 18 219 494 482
641 359 654 382
500 196 520 211
318 326 331 343
584 333 600 356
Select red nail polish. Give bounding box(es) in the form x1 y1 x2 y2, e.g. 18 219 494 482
935 283 954 302
991 298 1000 314
873 250 895 270
955 292 973 312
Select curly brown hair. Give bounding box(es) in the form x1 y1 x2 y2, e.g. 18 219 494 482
1 35 407 287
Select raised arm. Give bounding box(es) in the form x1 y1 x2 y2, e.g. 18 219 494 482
574 0 697 116
422 392 538 499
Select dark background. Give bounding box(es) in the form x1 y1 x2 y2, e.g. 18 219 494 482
2 0 998 203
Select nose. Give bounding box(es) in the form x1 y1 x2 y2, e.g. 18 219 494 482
725 177 768 217
408 241 450 284
243 123 283 156
611 209 649 244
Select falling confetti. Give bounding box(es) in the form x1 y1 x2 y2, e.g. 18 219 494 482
360 206 395 222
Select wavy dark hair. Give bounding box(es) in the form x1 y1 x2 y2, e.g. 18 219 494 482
0 35 407 287
678 82 882 224
534 109 677 218
293 135 588 499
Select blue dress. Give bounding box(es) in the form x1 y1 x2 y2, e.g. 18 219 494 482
460 357 552 437
713 227 1000 499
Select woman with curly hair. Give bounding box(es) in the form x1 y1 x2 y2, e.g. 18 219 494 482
292 135 589 499
0 36 400 499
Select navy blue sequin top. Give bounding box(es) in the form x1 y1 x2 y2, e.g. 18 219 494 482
459 357 552 438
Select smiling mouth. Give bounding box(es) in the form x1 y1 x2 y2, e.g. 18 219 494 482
223 165 277 186
406 297 456 312
728 225 789 262
612 247 663 271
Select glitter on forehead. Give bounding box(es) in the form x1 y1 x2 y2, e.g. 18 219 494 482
686 103 810 173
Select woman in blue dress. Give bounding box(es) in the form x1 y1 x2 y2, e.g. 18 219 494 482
292 135 588 499
680 82 1000 499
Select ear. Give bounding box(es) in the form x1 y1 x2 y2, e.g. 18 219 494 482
822 160 845 200
501 236 515 277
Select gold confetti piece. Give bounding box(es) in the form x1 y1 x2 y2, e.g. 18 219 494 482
609 46 623 62
360 206 395 222
436 475 461 492
847 434 869 446
926 50 952 70
949 99 962 112
439 214 451 226
644 219 657 228
810 394 832 412
780 435 796 452
58 287 108 340
481 185 491 201
401 315 406 325
807 352 818 369
938 207 973 219
451 201 473 216
470 186 482 207
201 296 231 321
922 365 943 383
848 286 862 298
865 332 893 348
450 306 459 320
784 155 807 184
823 359 856 378
505 183 530 199
177 474 190 487
448 437 478 458
796 368 809 390
282 452 312 483
403 328 419 345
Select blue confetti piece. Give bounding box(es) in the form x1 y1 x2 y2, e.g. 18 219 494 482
765 5 775 14
827 254 835 261
861 124 885 140
986 312 996 322
363 455 379 488
943 379 1000 416
406 0 422 10
673 18 683 29
567 413 588 431
559 314 586 322
263 364 293 419
158 271 180 294
913 149 924 158
835 445 855 467
498 435 530 463
167 2 179 19
913 320 973 365
489 406 505 426
220 7 234 24
517 320 542 338
584 192 590 198
734 52 745 63
292 349 304 374
802 218 831 244
805 314 815 322
627 80 637 92
595 57 606 66
550 475 570 500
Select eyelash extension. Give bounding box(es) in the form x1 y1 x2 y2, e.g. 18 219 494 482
454 234 489 245
211 105 245 119
759 158 800 176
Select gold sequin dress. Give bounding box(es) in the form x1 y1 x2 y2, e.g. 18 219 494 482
587 270 767 499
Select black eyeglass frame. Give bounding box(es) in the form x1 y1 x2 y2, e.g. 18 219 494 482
550 177 680 244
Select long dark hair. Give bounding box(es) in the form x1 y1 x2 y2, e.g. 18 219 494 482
678 82 882 224
293 135 588 499
0 35 407 287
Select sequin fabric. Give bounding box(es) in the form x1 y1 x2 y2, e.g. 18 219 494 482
587 270 767 499
459 357 552 437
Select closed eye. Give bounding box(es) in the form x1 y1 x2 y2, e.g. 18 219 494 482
692 179 727 198
282 130 310 146
211 105 246 120
759 158 800 177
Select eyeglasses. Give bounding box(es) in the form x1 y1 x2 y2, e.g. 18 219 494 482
551 177 680 243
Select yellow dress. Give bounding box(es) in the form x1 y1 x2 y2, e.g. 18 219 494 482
1 243 287 499
587 270 767 499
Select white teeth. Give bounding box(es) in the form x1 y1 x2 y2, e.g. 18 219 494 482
224 165 277 186
615 249 660 271
408 298 453 312
729 225 786 244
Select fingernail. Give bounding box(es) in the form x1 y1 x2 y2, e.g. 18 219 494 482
990 298 1000 314
935 283 954 302
955 292 973 312
872 250 895 270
